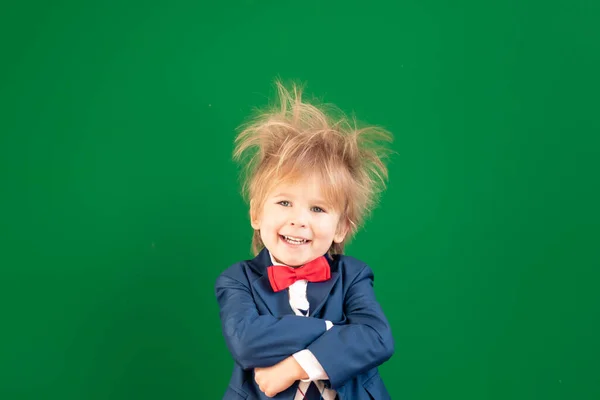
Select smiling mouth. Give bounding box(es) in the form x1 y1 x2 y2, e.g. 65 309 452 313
280 235 310 245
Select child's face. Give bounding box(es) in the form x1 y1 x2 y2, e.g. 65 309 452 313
251 174 348 267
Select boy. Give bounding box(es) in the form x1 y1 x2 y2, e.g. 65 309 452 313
215 81 394 399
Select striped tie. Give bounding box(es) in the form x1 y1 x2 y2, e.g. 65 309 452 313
302 381 322 399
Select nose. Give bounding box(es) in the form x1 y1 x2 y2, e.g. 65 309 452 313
289 208 308 228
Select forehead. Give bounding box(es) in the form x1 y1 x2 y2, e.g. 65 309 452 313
269 174 324 197
267 173 344 207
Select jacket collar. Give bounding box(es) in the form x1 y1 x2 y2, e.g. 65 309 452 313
249 248 340 318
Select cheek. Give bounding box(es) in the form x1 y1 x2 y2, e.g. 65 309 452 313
261 208 286 231
313 217 339 238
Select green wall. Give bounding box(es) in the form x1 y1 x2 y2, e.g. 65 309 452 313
1 1 598 399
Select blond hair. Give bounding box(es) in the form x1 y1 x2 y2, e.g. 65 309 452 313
233 80 393 255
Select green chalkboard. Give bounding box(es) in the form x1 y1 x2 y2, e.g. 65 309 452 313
1 1 598 399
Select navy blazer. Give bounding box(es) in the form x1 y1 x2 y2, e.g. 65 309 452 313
215 248 394 399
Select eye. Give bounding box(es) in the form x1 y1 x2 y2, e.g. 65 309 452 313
277 200 291 207
311 206 325 213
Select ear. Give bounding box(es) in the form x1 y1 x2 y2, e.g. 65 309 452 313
333 218 350 244
250 199 261 230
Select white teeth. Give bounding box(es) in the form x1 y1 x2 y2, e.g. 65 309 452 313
283 235 308 244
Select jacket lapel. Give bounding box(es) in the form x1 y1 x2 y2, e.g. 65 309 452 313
252 274 295 317
249 248 294 318
307 254 340 317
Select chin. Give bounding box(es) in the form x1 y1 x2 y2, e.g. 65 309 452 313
280 257 305 267
273 252 306 267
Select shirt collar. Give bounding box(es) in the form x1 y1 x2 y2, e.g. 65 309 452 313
268 249 333 268
268 250 286 266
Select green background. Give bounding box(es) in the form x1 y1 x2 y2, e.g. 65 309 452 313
1 0 598 399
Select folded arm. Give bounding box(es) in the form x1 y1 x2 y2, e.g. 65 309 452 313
292 320 334 381
305 265 394 389
215 274 328 370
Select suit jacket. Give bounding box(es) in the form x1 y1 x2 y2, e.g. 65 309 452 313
215 248 394 399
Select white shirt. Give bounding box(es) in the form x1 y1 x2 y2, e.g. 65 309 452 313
269 253 337 400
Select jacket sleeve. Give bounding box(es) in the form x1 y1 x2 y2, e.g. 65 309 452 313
215 273 328 370
305 264 395 389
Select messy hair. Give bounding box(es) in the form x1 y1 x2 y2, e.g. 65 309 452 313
233 80 393 256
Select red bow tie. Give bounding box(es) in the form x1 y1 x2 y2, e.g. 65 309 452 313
267 256 331 292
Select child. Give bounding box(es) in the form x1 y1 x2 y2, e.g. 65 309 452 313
215 81 394 399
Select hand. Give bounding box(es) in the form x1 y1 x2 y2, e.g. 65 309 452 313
254 356 307 397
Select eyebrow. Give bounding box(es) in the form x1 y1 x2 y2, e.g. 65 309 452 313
272 192 293 198
272 193 329 205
